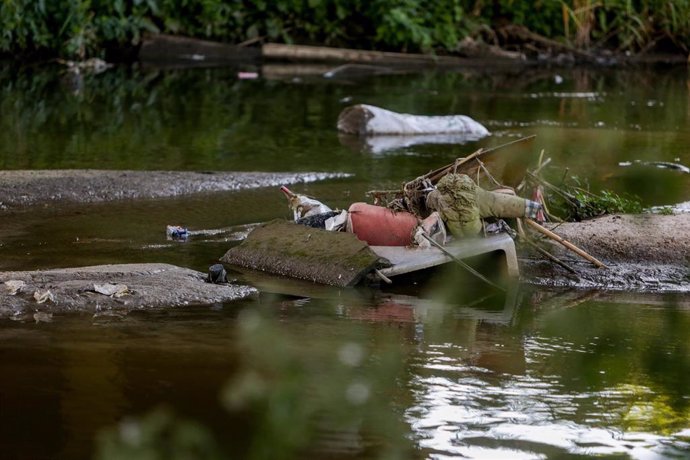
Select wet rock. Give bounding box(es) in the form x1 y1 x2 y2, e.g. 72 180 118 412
0 263 257 319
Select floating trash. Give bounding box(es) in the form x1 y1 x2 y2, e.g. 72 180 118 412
166 225 189 240
33 290 55 304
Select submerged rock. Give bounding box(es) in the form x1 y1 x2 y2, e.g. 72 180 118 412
0 263 257 319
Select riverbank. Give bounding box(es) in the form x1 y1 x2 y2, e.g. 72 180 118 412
4 2 689 67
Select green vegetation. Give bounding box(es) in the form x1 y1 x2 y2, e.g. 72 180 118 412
1 0 689 60
570 188 644 219
544 175 644 221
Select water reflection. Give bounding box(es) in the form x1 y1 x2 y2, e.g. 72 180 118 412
1 63 687 207
1 279 689 459
405 290 690 459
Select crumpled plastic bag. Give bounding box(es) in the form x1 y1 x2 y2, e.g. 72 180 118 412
93 283 130 297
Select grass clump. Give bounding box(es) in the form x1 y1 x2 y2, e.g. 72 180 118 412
569 189 644 221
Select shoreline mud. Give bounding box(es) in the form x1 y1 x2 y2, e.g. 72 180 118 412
521 214 689 292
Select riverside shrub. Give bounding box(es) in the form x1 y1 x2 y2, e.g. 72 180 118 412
1 0 688 59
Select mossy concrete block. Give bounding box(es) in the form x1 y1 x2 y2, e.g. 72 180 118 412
221 219 384 287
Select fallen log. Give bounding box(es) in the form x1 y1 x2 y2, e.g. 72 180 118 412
498 24 596 63
262 43 470 66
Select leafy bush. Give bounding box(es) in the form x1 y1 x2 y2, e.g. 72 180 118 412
1 0 689 59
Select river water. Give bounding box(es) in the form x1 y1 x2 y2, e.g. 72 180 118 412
0 62 689 459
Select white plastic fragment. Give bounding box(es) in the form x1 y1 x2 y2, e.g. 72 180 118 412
93 283 130 297
4 280 26 295
325 210 348 231
33 289 55 304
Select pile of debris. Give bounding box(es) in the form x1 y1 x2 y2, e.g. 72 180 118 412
222 135 609 287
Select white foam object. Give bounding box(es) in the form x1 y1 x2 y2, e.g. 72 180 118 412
338 104 490 137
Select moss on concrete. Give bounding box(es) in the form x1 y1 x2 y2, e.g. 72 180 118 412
221 219 384 287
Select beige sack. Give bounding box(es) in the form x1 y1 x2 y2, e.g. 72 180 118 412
426 173 531 238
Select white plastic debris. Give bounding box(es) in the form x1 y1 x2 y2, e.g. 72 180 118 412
4 280 26 295
166 225 189 240
337 104 490 137
93 283 130 297
325 210 349 232
280 186 332 221
33 289 55 304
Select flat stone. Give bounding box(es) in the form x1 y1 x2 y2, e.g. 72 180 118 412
0 263 257 319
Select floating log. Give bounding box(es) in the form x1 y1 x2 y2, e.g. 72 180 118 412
337 104 489 137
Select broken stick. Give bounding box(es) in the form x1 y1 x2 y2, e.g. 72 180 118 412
524 218 608 269
411 135 537 188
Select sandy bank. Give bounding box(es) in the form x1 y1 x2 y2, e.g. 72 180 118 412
0 170 348 210
0 263 257 320
522 214 689 292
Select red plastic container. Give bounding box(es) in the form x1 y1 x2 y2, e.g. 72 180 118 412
347 202 419 246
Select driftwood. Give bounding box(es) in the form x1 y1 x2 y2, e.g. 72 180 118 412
262 43 469 66
497 24 597 62
525 218 608 268
410 135 536 189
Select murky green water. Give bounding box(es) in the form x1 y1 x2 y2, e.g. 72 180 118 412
0 62 689 459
